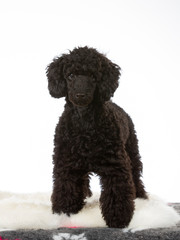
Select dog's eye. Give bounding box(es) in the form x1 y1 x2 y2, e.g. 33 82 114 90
68 74 74 81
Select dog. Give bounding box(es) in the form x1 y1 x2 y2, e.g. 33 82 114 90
46 46 147 228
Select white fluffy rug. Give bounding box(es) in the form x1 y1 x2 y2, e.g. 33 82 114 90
0 191 179 232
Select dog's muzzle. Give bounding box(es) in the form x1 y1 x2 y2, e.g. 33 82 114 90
69 92 93 107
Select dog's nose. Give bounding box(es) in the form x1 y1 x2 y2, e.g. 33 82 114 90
76 93 85 98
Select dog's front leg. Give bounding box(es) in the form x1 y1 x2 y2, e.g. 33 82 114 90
51 170 86 215
99 144 136 228
100 173 135 228
51 121 87 215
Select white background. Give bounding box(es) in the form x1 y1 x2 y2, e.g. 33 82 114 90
0 0 179 202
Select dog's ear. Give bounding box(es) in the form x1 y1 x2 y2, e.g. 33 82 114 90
98 57 120 102
46 55 67 98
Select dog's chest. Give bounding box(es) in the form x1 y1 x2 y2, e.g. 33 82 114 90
67 120 118 159
69 128 102 156
63 106 122 159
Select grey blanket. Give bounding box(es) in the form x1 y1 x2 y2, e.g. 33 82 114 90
1 204 180 240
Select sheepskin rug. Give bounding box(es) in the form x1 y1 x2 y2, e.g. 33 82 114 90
0 191 179 232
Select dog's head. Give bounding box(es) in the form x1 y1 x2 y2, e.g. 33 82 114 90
46 46 120 106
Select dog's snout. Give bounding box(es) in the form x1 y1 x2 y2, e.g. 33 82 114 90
76 93 85 99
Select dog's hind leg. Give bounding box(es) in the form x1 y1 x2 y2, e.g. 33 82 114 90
83 173 92 198
126 117 147 199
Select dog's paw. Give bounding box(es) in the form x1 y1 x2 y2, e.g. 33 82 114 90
103 206 134 228
63 203 85 215
52 199 85 216
107 220 130 228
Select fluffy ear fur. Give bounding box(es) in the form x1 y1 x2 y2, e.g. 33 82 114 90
46 48 120 101
97 57 121 102
46 55 67 98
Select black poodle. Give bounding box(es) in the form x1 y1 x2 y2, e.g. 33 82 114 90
46 46 147 228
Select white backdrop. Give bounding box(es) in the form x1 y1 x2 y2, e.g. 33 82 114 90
0 0 179 202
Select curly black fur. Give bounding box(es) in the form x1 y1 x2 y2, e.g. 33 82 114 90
46 46 147 228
